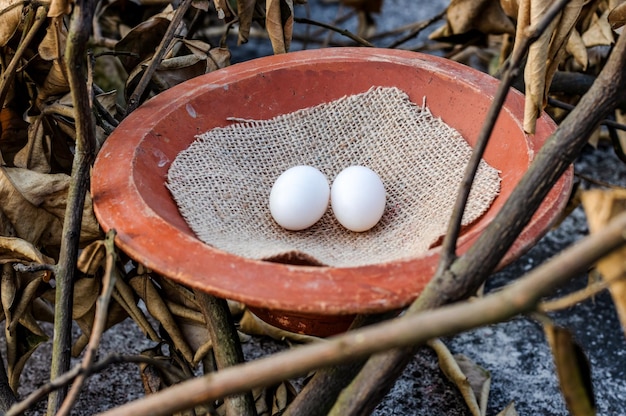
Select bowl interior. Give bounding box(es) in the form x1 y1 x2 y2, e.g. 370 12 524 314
92 48 571 330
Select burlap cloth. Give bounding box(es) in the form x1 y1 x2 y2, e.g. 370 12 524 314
167 87 501 267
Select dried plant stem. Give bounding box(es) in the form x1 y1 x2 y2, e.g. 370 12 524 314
126 0 193 114
47 0 98 413
294 17 374 47
386 9 446 48
56 230 118 416
97 210 626 416
194 291 256 416
0 6 48 110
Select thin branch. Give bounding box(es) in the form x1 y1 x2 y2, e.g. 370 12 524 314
6 354 187 416
126 0 193 114
386 9 446 49
47 0 98 413
539 271 626 312
96 210 626 416
57 230 119 416
294 17 374 47
548 97 626 131
194 291 256 416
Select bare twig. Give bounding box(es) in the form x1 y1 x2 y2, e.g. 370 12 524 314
194 290 256 416
96 210 626 416
126 0 193 114
537 275 625 312
6 354 187 416
294 17 374 47
386 9 446 49
548 97 626 131
57 230 119 416
47 0 99 413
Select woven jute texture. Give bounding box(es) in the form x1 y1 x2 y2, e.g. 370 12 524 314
167 87 501 267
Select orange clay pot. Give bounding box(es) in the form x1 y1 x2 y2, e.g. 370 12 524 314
92 48 572 337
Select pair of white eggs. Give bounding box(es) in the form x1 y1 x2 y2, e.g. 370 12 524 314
269 165 386 232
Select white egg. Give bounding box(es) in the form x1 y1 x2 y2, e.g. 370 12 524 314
331 166 386 232
269 166 330 231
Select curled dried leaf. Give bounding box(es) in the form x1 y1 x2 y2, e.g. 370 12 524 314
77 240 106 274
523 0 560 133
0 0 23 47
239 309 320 343
429 338 489 416
544 323 595 415
0 167 101 249
608 1 626 30
582 10 614 47
431 0 515 40
566 29 589 70
266 0 294 54
0 236 55 265
237 0 257 45
581 189 626 337
130 274 195 362
48 0 72 18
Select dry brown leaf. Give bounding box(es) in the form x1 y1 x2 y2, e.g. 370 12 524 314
500 0 519 19
239 309 321 343
152 55 208 90
431 0 515 40
429 338 489 416
608 1 626 29
582 10 614 47
0 107 29 167
544 323 595 416
130 274 195 362
13 116 52 173
523 0 560 134
115 17 171 73
48 0 72 17
496 402 519 416
0 167 101 249
6 323 48 391
77 240 106 275
0 0 23 47
208 47 231 71
581 189 626 337
243 381 297 416
266 0 294 54
0 236 55 265
213 0 234 19
192 0 210 11
2 264 17 323
237 0 257 45
544 0 584 103
566 28 589 69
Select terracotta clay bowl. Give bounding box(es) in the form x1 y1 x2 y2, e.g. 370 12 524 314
92 48 572 337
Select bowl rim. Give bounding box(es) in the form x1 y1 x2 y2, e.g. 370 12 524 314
92 47 572 315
